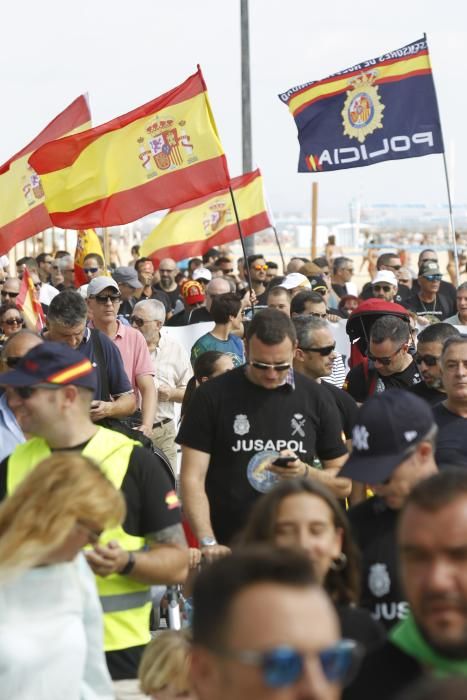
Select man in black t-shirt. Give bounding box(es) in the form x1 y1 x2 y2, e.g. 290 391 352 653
410 322 460 406
405 260 455 323
178 309 350 555
360 252 410 305
345 314 420 402
0 342 188 691
339 390 437 630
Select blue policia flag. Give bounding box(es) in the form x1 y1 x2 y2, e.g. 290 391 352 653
279 37 444 172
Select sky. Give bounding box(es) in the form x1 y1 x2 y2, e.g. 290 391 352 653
2 0 466 223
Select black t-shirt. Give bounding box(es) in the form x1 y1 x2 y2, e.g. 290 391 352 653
319 381 358 439
404 292 453 322
360 281 410 305
337 604 386 653
348 497 409 630
332 282 347 299
177 367 347 544
432 402 467 468
0 443 181 681
188 306 212 324
345 360 421 403
153 284 181 311
408 380 445 406
412 277 456 306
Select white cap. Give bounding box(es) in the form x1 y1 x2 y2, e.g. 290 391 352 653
371 270 398 287
278 272 311 291
192 267 212 282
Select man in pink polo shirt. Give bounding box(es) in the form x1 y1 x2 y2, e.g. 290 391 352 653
87 277 157 436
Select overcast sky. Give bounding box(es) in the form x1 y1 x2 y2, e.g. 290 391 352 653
2 0 466 220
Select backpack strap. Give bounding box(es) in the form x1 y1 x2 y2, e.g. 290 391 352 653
90 328 111 401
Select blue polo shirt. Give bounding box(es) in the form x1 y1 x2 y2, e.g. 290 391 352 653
79 327 133 401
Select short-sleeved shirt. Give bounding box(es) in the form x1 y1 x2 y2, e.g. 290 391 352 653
190 332 245 368
150 332 193 422
345 360 421 403
177 366 347 544
318 381 358 440
408 380 445 406
79 327 132 401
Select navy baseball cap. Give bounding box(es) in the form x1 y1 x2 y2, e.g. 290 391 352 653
0 341 97 392
339 389 435 484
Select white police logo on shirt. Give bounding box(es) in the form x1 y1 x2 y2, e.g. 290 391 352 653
233 414 250 436
368 563 391 598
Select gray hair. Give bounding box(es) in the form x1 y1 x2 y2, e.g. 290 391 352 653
457 281 467 293
133 299 166 323
441 335 467 365
292 315 328 348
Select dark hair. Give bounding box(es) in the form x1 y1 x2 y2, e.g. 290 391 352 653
35 252 52 265
202 248 219 264
265 261 279 270
370 315 409 345
291 291 324 315
313 256 329 269
332 257 352 274
247 254 266 269
245 308 296 346
181 351 229 419
239 478 360 605
135 257 153 273
418 248 437 265
417 322 461 345
210 293 241 325
397 677 467 700
16 256 38 272
54 250 71 259
47 290 87 326
402 469 467 516
215 256 233 267
376 252 400 269
83 253 104 267
267 286 291 301
131 244 140 256
188 257 202 270
0 303 22 321
192 545 316 648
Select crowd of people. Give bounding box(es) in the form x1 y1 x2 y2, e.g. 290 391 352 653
1 242 467 699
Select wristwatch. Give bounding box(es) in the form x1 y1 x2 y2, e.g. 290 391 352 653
200 536 218 547
119 551 136 575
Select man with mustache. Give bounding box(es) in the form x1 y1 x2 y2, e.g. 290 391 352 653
345 470 467 699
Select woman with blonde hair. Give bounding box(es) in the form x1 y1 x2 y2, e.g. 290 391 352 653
138 629 194 699
0 452 126 699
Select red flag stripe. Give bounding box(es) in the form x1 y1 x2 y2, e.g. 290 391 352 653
0 206 52 256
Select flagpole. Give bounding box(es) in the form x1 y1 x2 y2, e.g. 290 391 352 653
442 152 460 286
272 225 286 274
229 186 254 306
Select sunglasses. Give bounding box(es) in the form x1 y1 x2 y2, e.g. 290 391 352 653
423 274 442 282
1 290 19 298
373 285 392 293
84 267 99 274
414 353 439 367
129 316 145 327
224 640 361 688
12 384 63 399
368 343 404 366
252 264 268 271
3 317 24 326
250 361 291 372
92 294 121 303
300 343 336 356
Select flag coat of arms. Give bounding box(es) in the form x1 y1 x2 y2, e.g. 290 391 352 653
29 68 230 228
140 169 271 264
279 37 444 172
0 96 91 255
16 267 45 331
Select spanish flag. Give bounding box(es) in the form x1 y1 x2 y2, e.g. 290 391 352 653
140 169 271 264
74 229 108 286
0 96 91 255
29 68 230 229
16 267 45 332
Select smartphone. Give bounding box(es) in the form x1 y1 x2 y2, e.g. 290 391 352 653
273 456 298 467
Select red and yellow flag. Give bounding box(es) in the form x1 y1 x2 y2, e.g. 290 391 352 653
16 267 45 331
74 229 107 286
0 96 91 255
29 68 230 229
140 169 271 264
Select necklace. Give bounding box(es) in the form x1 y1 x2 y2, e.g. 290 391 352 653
419 296 437 314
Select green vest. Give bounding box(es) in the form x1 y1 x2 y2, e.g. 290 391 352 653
7 426 152 652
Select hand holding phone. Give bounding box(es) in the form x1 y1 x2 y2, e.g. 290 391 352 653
272 456 298 468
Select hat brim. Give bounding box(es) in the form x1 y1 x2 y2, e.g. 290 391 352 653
339 449 409 485
0 368 47 387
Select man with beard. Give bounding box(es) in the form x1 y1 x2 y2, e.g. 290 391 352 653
410 323 461 405
345 470 467 700
153 258 182 312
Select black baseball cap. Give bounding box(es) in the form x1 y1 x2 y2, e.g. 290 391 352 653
339 389 435 484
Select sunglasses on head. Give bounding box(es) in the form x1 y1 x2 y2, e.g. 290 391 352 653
92 294 121 303
300 343 336 356
3 317 24 326
414 353 439 367
129 316 145 327
84 267 99 274
1 290 19 298
250 361 291 372
423 274 442 282
12 384 63 399
252 264 268 271
373 285 392 293
223 640 361 689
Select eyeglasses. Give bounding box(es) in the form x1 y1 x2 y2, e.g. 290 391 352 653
84 267 99 274
252 264 268 271
222 640 361 688
91 294 121 303
1 290 19 298
373 285 392 293
414 353 440 367
76 520 102 545
250 361 291 372
12 384 63 399
5 356 21 367
368 343 404 366
310 312 327 319
300 344 336 356
423 274 442 282
130 316 146 327
3 317 24 327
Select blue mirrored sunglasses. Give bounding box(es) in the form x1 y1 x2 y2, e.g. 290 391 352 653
225 640 362 688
